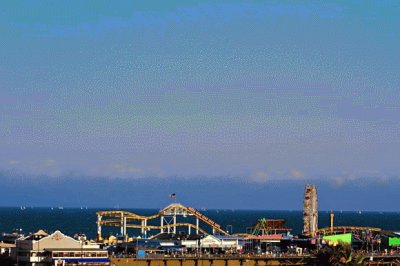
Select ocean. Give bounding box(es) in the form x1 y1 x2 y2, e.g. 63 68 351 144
1 207 400 240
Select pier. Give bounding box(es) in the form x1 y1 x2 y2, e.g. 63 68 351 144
109 255 400 266
110 256 318 266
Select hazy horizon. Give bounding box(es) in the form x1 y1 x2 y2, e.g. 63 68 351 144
1 1 399 210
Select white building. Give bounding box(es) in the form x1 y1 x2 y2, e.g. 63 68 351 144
181 239 198 249
15 230 109 266
200 235 243 251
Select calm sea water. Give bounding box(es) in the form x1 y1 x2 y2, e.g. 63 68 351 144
1 207 400 239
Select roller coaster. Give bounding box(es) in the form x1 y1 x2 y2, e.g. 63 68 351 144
96 203 229 240
303 226 384 237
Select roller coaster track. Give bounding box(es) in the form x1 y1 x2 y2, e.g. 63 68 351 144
305 226 383 236
99 220 209 235
96 203 229 237
186 207 229 235
96 210 160 220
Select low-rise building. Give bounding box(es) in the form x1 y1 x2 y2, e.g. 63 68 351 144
200 235 243 252
15 230 109 265
0 241 15 256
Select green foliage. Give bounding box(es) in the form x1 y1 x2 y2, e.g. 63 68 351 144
316 243 366 265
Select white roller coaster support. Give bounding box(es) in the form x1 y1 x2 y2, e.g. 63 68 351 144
120 213 124 236
97 215 102 240
144 220 147 238
173 215 177 234
123 216 127 236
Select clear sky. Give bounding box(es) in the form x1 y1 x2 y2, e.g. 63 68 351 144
1 1 399 210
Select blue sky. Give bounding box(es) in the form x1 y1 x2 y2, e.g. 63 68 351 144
1 1 399 209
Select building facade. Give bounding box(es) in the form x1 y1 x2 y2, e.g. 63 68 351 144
200 235 243 252
15 230 109 266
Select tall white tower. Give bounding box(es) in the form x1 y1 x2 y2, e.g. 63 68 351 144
303 184 318 235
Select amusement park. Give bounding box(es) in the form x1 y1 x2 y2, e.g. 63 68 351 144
2 185 400 266
91 185 400 265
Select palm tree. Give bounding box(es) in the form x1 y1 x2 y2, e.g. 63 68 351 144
316 243 366 265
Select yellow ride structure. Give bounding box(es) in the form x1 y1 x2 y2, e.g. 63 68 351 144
313 226 383 236
96 203 229 241
301 226 384 239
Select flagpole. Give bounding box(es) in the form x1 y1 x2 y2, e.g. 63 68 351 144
169 193 177 203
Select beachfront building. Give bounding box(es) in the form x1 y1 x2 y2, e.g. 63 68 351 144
200 235 243 253
181 237 199 251
15 230 109 265
244 234 287 253
0 241 15 256
243 218 293 253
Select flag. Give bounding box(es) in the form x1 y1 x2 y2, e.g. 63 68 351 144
169 193 176 198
